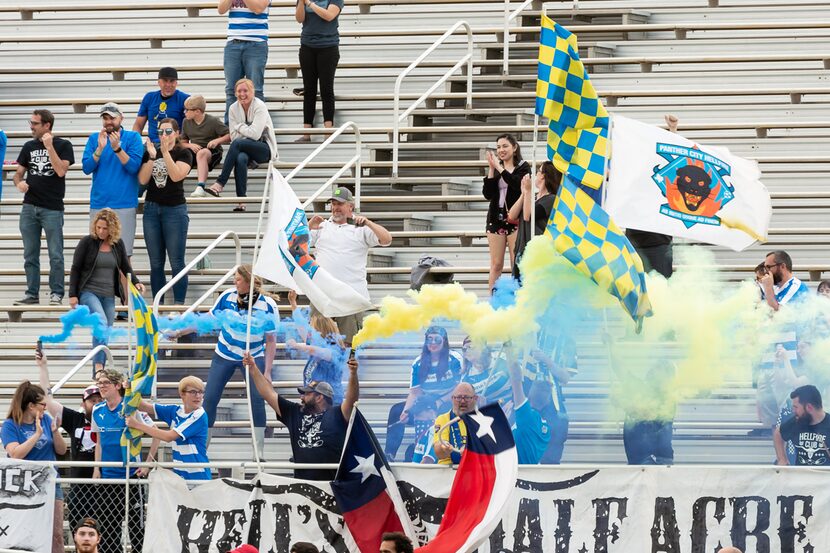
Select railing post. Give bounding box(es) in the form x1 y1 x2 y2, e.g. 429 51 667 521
392 21 475 180
51 345 114 393
503 0 510 75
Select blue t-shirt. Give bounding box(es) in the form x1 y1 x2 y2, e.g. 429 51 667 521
153 404 211 480
81 129 143 209
1 414 57 461
138 90 190 144
301 0 344 48
513 400 550 465
92 400 152 479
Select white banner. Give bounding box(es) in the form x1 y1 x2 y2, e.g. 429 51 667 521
253 168 372 317
147 465 830 552
606 115 772 252
0 459 56 553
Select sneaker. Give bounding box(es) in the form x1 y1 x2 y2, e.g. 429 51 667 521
116 311 128 321
190 186 207 198
13 295 39 305
49 294 62 306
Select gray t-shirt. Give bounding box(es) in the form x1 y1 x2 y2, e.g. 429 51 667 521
83 250 117 297
301 0 344 48
182 114 229 148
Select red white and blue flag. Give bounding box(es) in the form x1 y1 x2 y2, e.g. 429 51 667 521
415 403 518 553
331 408 417 552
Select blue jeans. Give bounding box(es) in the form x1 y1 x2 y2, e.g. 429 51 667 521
224 40 268 120
20 203 65 298
142 202 189 304
623 419 674 465
79 291 115 369
204 353 267 428
216 139 271 197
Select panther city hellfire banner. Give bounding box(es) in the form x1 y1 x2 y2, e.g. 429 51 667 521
605 115 772 252
254 167 372 317
146 465 828 552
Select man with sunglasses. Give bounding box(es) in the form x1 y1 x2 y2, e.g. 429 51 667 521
13 109 74 306
419 382 478 465
753 250 810 437
126 375 211 480
91 368 158 553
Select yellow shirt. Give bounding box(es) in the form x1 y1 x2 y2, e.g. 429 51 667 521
433 411 467 465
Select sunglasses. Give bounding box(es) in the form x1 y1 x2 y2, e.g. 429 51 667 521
158 128 176 135
426 335 444 345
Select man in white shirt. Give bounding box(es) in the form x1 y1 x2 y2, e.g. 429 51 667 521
309 187 391 344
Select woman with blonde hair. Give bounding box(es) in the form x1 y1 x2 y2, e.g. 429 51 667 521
2 380 67 553
172 264 277 459
287 291 347 402
206 78 277 211
139 118 194 304
68 208 144 370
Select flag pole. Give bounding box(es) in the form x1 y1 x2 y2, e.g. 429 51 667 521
334 401 360 480
244 160 274 468
530 112 539 240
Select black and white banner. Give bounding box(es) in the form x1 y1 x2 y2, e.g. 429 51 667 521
0 459 56 553
147 466 829 552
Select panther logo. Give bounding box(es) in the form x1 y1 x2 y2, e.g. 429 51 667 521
653 144 734 229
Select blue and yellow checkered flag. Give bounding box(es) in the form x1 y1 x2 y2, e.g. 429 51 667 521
546 175 652 326
535 16 609 190
121 282 159 458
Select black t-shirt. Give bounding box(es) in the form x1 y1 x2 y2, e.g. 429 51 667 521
277 396 347 480
513 194 556 279
625 229 673 249
17 137 75 211
144 147 194 206
61 406 95 478
779 414 830 466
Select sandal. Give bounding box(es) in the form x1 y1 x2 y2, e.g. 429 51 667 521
205 184 223 197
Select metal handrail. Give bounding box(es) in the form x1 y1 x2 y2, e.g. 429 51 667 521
285 120 362 212
392 20 474 179
503 0 540 75
152 230 242 318
51 345 113 393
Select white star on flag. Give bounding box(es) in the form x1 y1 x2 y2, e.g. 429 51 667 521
470 410 496 442
350 454 380 483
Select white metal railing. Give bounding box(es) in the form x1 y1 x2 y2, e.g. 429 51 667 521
392 20 474 179
503 0 540 75
50 345 113 393
285 120 362 212
153 230 242 318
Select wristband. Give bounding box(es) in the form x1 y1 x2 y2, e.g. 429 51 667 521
113 147 123 154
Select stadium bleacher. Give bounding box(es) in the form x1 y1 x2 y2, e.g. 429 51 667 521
0 0 827 475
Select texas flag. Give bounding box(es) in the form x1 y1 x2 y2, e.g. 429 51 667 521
331 409 417 552
415 403 518 553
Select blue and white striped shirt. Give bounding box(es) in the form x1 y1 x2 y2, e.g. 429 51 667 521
153 404 211 480
211 288 278 360
227 0 270 43
774 276 810 305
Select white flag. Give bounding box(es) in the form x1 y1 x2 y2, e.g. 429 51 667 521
254 168 372 317
606 115 772 252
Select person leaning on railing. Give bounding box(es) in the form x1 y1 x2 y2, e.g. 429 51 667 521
2 380 67 553
126 375 211 481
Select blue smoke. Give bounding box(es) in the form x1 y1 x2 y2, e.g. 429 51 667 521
39 305 126 343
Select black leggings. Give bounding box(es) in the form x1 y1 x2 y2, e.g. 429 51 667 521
299 44 340 125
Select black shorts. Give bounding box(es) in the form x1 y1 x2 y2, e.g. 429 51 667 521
207 147 223 170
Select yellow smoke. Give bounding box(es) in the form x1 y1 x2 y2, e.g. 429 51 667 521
353 235 614 348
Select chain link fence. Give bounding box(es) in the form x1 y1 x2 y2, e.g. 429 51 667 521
61 478 149 553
